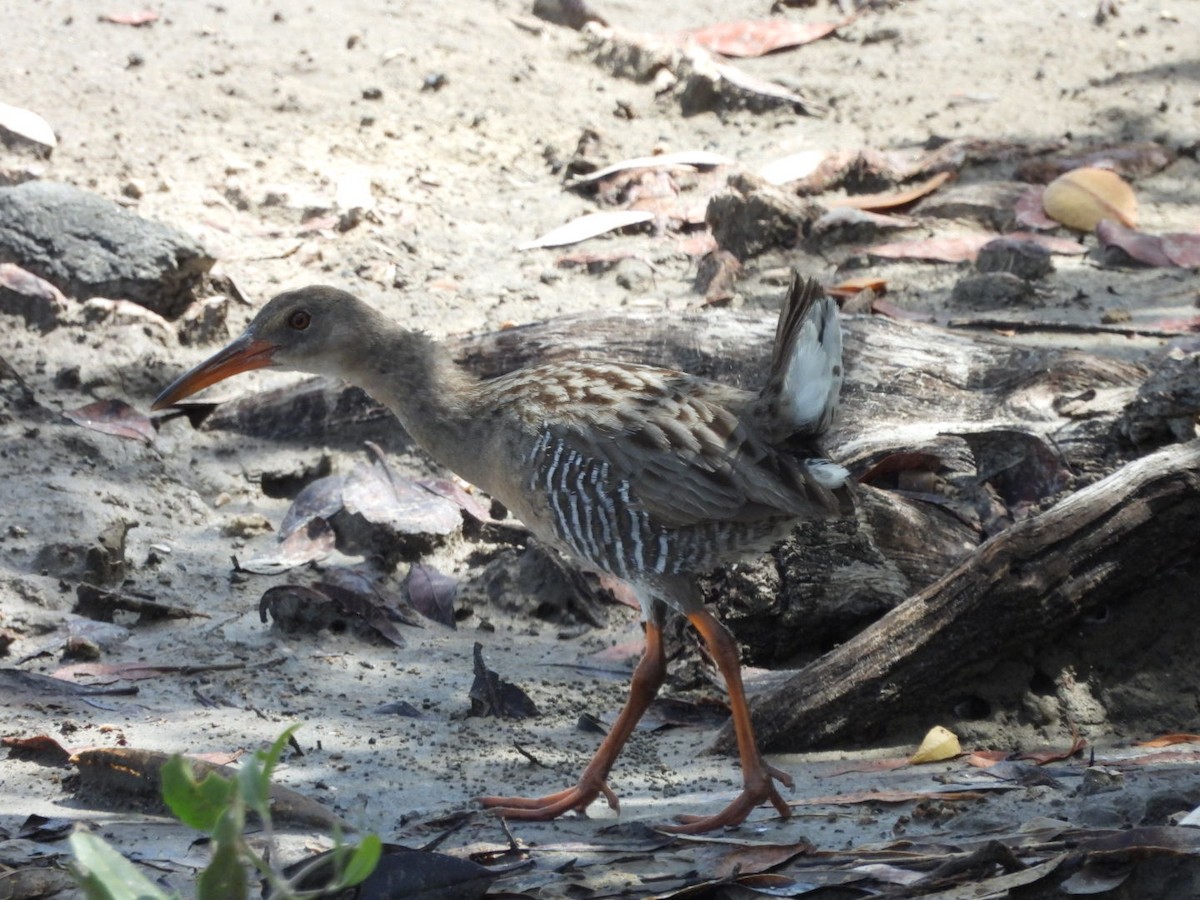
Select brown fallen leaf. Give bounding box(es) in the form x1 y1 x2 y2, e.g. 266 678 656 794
404 563 458 628
858 451 943 487
1137 733 1200 748
1014 730 1087 765
829 171 952 212
679 18 842 58
1042 166 1137 231
827 275 888 298
1 734 72 765
63 399 156 444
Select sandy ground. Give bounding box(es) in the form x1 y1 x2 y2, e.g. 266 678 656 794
2 0 1199 895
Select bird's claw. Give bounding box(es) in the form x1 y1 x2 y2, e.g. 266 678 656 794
479 776 620 821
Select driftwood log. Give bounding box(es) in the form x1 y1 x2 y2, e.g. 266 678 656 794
196 306 1200 747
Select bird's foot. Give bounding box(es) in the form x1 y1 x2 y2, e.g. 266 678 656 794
657 761 794 834
479 776 620 821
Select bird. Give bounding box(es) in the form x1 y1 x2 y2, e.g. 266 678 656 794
153 272 852 833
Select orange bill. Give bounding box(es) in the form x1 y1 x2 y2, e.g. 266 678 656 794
151 335 277 410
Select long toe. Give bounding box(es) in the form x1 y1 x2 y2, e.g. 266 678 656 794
658 780 792 834
478 777 619 820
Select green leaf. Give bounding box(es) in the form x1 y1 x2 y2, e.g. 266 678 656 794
335 834 382 889
69 830 174 900
196 808 248 900
160 755 236 833
237 724 298 820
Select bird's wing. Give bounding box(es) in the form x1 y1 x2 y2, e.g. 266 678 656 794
520 364 834 529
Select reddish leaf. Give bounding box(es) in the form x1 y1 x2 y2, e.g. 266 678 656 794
99 9 159 26
859 451 943 487
1014 731 1087 765
829 171 952 212
682 18 841 58
63 399 155 444
1096 219 1174 268
864 234 993 263
1137 733 1200 748
1162 232 1200 268
1014 185 1058 230
967 750 1010 767
827 276 888 298
1 734 72 765
417 478 496 524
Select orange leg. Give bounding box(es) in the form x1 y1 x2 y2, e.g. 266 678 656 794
658 609 793 833
479 620 667 820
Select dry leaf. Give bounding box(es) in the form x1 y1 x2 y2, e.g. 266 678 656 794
681 18 841 58
1098 219 1200 269
63 400 156 444
1042 167 1137 231
757 149 827 186
1136 733 1200 748
568 150 733 187
518 210 654 250
909 725 961 764
0 101 57 149
98 9 159 26
827 276 888 298
829 171 952 212
1014 185 1059 230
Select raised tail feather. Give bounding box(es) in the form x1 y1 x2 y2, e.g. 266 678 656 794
761 273 844 437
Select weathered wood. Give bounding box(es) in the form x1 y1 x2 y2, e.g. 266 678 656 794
714 438 1200 753
199 309 1157 662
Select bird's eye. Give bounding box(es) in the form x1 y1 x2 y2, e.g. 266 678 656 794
288 310 312 331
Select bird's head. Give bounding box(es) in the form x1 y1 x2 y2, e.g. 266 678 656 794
152 286 380 410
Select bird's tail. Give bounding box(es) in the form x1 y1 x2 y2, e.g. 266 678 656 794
760 273 844 437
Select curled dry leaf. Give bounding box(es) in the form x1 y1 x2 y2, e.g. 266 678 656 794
1042 167 1137 232
0 101 57 149
827 276 888 298
828 171 952 212
909 725 962 764
468 641 539 719
518 210 654 250
63 400 156 445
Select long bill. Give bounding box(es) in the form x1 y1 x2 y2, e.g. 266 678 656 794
152 335 278 410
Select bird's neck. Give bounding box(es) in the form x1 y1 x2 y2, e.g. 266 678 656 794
352 324 489 480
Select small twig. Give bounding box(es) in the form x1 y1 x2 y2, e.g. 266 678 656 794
512 741 552 769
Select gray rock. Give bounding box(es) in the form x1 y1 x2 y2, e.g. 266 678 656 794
0 181 214 318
